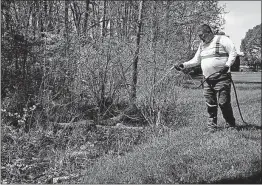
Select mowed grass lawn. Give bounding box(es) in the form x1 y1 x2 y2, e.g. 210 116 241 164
81 73 261 184
231 71 261 83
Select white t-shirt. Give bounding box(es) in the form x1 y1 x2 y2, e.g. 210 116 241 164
183 35 237 77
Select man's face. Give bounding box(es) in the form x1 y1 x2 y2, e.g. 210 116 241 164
198 30 213 43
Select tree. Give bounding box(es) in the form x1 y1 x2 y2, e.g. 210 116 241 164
240 24 261 70
1 0 226 127
130 0 144 105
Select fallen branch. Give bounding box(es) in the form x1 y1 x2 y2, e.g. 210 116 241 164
96 123 144 130
53 174 79 184
52 120 95 129
52 116 144 131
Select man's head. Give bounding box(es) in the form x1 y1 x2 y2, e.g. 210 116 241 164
198 24 214 43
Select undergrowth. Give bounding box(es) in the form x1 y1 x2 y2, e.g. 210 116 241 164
1 115 171 183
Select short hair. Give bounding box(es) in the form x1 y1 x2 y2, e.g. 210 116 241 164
198 24 213 34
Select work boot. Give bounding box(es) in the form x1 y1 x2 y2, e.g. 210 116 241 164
224 121 236 130
207 117 217 133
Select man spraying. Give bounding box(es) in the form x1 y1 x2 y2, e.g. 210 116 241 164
174 24 237 132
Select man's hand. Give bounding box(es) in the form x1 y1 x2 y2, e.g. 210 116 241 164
174 64 184 71
213 65 229 79
218 65 229 74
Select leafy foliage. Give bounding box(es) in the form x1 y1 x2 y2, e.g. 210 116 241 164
1 1 225 125
240 24 261 69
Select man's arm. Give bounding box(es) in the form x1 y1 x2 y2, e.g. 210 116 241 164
183 45 202 68
216 36 237 75
174 44 201 71
221 36 237 67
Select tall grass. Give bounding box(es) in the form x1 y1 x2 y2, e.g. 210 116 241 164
1 121 154 183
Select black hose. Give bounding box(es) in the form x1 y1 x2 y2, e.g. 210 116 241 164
229 75 249 125
197 71 221 88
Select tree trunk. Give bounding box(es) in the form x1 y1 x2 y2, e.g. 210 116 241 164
64 0 69 58
64 0 69 41
151 1 158 123
130 0 144 105
4 0 11 31
123 2 128 38
164 1 170 50
32 2 37 39
116 2 122 40
102 0 107 37
71 1 81 34
83 0 90 34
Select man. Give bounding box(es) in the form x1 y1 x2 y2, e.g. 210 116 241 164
174 24 237 132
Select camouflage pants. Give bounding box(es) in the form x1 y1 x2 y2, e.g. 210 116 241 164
203 73 235 126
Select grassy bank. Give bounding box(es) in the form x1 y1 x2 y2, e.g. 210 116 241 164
81 82 261 184
1 77 261 184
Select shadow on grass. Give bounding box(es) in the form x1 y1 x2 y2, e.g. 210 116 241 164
215 125 262 132
210 171 262 184
235 124 262 131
